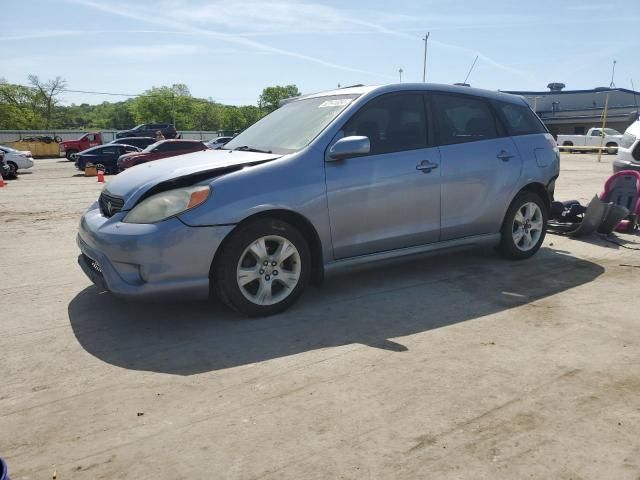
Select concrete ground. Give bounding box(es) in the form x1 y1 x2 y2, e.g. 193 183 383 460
1 153 639 479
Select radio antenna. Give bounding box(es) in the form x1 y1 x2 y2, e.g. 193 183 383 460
463 55 479 85
632 78 639 121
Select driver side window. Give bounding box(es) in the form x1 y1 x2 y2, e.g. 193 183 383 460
342 94 428 155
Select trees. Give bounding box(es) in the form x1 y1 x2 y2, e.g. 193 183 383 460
258 85 301 113
0 78 300 131
27 75 67 128
0 79 42 129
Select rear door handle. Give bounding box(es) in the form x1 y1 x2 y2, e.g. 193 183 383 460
497 150 514 161
416 160 439 173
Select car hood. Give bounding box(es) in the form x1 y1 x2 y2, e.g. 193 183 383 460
104 149 281 206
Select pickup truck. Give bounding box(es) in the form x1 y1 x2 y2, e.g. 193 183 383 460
59 132 103 160
557 128 622 154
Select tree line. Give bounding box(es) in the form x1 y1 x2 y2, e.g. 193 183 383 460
0 77 301 132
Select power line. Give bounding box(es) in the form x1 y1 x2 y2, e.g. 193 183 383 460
0 82 234 105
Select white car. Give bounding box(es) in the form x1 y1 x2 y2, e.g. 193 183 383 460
557 127 622 154
0 145 34 175
613 120 640 173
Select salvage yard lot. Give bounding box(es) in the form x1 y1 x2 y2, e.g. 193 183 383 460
1 154 639 479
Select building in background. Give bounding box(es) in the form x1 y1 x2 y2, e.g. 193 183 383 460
504 83 640 137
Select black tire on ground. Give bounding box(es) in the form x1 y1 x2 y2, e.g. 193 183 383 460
213 218 311 317
562 141 574 154
7 161 17 176
498 191 548 260
606 142 618 155
65 150 78 161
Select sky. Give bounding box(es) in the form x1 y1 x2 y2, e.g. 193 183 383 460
1 0 639 106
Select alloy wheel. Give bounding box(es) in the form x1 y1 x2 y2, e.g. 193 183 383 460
236 235 301 306
512 202 543 252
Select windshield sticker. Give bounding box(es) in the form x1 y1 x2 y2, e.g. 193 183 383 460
319 99 353 108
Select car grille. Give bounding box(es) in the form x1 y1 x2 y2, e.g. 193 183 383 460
83 254 103 274
99 191 125 218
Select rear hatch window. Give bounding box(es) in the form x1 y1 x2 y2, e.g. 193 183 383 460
495 101 547 136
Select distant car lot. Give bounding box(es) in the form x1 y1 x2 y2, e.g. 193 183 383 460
1 153 639 479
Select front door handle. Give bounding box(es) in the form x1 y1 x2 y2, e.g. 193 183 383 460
497 150 514 161
416 160 439 173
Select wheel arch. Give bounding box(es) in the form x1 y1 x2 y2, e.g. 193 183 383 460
499 181 551 233
211 209 325 288
518 182 551 212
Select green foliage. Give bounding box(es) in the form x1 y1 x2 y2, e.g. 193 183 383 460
258 85 301 113
0 77 297 133
0 78 44 129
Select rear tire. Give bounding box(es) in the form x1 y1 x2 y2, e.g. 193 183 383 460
213 218 311 317
606 142 618 155
499 192 548 260
562 141 575 154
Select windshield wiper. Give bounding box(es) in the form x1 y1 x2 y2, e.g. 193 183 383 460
232 145 272 154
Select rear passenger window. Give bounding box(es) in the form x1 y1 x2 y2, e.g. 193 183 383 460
343 93 428 155
432 94 498 145
495 102 547 136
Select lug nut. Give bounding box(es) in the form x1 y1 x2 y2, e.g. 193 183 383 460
271 261 277 266
263 260 269 266
265 275 271 281
273 270 278 276
259 269 265 274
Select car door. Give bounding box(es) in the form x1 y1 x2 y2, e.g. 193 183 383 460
431 93 522 241
325 92 441 259
88 134 100 148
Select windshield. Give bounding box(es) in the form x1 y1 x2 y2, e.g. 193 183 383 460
603 128 621 136
224 94 359 154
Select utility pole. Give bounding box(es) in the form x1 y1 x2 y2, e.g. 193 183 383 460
597 93 610 163
609 60 617 88
398 68 403 83
422 32 430 83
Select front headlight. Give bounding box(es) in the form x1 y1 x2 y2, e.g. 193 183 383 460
123 186 211 224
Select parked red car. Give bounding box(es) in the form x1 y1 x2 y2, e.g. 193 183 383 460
116 139 209 170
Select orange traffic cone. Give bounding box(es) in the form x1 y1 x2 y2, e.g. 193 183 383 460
0 173 5 188
97 169 105 183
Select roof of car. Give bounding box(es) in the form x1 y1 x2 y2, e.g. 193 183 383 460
113 136 155 140
294 83 526 105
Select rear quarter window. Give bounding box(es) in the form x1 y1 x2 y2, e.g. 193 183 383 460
431 94 499 145
495 101 547 136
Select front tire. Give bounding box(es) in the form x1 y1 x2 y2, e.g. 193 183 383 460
499 192 547 260
65 150 78 161
7 161 17 176
213 218 311 317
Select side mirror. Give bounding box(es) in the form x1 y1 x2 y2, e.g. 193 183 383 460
327 136 370 161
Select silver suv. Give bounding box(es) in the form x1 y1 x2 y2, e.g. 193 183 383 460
78 84 560 316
